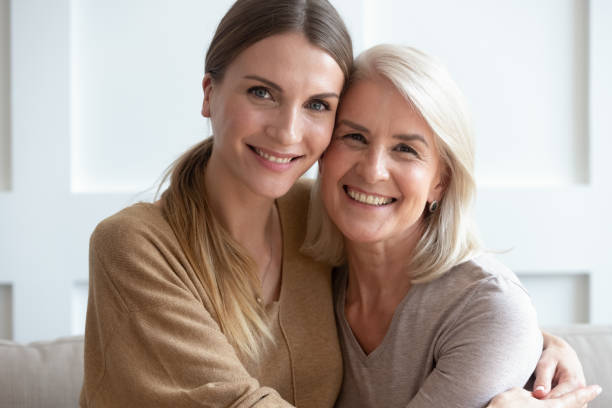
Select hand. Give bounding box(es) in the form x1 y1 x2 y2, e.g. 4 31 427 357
488 386 602 408
533 331 585 398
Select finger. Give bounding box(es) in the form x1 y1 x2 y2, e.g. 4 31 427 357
556 385 602 408
548 380 582 399
533 360 555 398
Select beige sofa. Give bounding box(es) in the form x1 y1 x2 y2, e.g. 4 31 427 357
1 326 611 408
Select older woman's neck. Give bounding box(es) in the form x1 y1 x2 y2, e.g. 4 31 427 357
344 235 419 307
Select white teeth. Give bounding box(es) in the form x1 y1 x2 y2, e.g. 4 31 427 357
347 188 393 206
255 148 293 164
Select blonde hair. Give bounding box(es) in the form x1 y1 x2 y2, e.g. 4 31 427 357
160 138 271 359
159 0 352 361
302 44 482 283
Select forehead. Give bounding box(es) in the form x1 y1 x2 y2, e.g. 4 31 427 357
224 32 344 90
338 77 433 138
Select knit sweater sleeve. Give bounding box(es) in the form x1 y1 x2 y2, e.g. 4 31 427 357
80 205 292 408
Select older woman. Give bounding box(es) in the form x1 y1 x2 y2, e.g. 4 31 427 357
303 44 600 407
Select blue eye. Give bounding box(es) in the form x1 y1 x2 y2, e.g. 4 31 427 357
306 100 330 112
248 86 272 99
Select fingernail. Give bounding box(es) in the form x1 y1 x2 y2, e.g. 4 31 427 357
595 385 602 395
534 386 546 392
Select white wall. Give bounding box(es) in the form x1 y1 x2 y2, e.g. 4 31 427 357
0 0 9 191
0 0 610 343
362 0 590 188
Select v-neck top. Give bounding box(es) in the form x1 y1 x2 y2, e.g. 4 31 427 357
333 255 543 408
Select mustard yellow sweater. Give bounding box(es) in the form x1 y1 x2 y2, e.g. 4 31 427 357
80 180 341 407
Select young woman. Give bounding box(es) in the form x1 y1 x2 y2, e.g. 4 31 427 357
80 1 351 407
80 1 596 407
303 44 600 408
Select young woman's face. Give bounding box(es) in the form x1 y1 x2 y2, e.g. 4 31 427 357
202 32 345 199
320 76 445 246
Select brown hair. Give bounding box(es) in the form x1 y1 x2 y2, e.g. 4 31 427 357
160 0 352 361
206 0 352 86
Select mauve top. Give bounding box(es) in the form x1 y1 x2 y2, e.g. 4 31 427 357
334 255 542 408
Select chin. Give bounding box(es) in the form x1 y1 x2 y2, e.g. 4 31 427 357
252 179 295 199
337 225 381 245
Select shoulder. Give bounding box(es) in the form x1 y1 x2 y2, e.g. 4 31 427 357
91 202 173 256
89 203 203 313
89 203 185 299
428 255 541 364
438 253 528 300
439 254 538 334
419 254 536 334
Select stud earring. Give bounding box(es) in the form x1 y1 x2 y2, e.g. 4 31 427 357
428 200 439 213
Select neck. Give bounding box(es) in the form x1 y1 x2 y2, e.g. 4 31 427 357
204 152 276 251
203 151 283 302
344 230 421 311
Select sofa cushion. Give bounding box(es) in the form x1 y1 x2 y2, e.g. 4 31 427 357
0 335 83 408
547 325 612 408
0 327 610 407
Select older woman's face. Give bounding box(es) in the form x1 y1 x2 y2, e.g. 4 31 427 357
320 76 445 245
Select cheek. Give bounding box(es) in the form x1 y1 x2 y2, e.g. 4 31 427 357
306 118 335 152
399 165 435 202
320 144 348 182
213 99 262 139
320 155 342 201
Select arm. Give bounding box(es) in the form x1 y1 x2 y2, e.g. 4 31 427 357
532 331 586 398
81 212 292 408
488 385 601 408
406 276 542 408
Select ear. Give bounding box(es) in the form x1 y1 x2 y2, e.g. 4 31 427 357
428 164 449 203
201 74 214 118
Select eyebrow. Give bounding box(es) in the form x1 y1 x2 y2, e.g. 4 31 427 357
338 119 369 133
338 119 429 146
245 75 282 92
244 75 339 100
394 134 428 147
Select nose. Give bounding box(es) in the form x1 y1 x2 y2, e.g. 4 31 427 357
265 105 302 145
355 146 390 184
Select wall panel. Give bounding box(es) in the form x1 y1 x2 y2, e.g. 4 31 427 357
0 284 12 340
70 0 234 193
70 281 87 336
519 273 590 326
363 0 589 187
0 0 10 191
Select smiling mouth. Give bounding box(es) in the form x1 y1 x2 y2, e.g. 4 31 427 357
248 145 302 164
344 186 396 206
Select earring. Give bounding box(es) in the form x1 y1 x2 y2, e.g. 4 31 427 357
428 200 439 213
